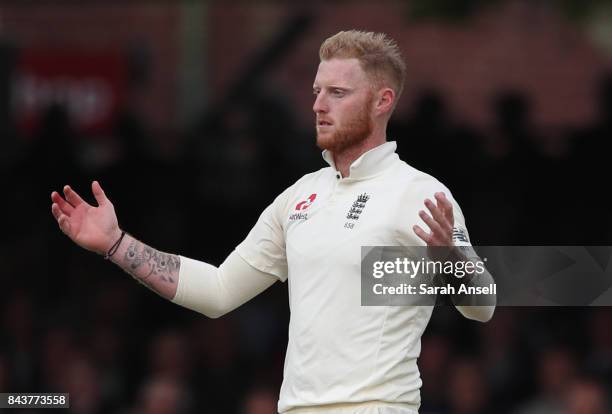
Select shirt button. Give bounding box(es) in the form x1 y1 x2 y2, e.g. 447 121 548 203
336 174 341 179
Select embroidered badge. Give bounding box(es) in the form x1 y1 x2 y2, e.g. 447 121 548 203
344 193 370 229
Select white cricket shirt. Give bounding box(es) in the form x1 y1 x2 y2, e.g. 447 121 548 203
236 141 471 413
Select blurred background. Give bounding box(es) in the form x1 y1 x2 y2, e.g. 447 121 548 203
1 1 611 413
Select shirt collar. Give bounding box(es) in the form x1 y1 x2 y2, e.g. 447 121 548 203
322 141 399 179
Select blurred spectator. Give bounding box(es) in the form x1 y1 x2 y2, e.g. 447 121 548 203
148 330 192 382
487 91 537 245
446 358 490 414
133 376 191 414
60 352 103 414
189 317 244 413
585 308 612 382
394 89 454 178
568 74 612 244
2 291 36 391
481 309 524 410
419 334 451 413
564 378 609 414
242 385 278 414
39 326 77 392
513 347 577 414
88 325 129 410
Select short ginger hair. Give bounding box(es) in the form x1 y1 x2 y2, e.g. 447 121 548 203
319 30 406 101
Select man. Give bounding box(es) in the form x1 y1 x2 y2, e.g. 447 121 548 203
51 30 494 413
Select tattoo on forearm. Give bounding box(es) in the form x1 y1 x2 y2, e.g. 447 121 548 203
124 240 179 284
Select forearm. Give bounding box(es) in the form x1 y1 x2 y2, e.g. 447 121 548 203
445 246 496 322
109 232 179 300
172 251 277 318
105 229 278 317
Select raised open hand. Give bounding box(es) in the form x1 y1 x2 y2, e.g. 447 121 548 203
50 181 121 255
413 192 455 247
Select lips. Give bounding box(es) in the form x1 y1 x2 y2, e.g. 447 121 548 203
317 119 333 126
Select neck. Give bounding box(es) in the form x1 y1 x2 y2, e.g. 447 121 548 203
333 127 386 177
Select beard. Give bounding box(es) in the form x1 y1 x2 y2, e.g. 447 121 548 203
316 100 373 154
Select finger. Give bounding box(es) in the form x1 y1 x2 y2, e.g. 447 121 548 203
424 198 451 231
435 192 454 226
51 203 63 221
91 181 108 206
58 214 71 235
413 225 432 244
63 185 86 207
51 191 74 215
419 210 446 240
435 192 453 218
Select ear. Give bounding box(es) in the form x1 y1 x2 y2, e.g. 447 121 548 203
374 87 395 117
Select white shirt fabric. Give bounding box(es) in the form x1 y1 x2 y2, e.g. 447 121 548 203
235 141 473 413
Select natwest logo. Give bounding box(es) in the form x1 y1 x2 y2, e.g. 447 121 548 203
295 193 317 211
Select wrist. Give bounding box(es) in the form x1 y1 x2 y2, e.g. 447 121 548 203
104 228 124 256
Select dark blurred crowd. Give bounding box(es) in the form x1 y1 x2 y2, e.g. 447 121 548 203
0 71 611 413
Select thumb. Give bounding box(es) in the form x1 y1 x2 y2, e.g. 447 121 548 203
92 180 108 206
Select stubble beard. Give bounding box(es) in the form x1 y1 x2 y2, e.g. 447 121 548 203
316 102 374 154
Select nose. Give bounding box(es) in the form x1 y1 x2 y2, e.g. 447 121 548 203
313 92 328 114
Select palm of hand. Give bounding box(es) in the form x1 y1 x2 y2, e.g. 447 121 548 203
69 202 117 252
51 182 120 254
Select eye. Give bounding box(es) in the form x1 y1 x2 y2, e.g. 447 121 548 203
313 89 320 96
332 89 345 97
